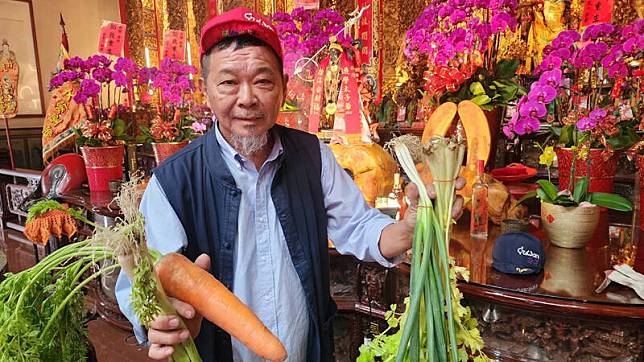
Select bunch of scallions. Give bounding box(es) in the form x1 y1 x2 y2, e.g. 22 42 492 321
0 178 202 362
358 128 489 362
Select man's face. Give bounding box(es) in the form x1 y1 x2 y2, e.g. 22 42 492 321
202 45 286 148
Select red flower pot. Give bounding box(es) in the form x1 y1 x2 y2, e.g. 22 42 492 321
152 141 189 165
555 148 618 193
80 146 124 192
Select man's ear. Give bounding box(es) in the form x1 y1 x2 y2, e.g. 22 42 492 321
281 74 289 105
201 79 211 109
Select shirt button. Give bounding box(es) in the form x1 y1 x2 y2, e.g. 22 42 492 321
224 242 232 250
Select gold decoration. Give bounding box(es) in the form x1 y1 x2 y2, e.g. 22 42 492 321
192 0 208 39
126 0 145 67
167 0 188 31
612 0 639 24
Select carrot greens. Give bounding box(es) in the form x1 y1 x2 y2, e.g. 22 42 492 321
0 178 201 362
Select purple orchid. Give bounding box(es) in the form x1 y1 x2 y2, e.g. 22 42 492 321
514 116 541 135
519 100 547 119
73 79 101 104
576 116 596 131
112 71 127 87
539 68 562 87
528 83 556 104
539 55 562 72
92 67 113 83
64 56 84 70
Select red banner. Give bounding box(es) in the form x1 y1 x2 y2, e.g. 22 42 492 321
356 0 373 62
581 0 613 26
162 30 186 61
98 21 126 57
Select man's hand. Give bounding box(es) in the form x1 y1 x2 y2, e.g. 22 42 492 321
378 177 466 260
402 177 466 231
147 254 210 360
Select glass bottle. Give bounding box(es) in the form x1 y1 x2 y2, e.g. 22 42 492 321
470 160 489 239
389 173 406 220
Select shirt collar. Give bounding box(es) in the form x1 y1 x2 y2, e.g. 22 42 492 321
214 122 284 168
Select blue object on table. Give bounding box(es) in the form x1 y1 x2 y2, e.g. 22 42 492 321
493 232 545 275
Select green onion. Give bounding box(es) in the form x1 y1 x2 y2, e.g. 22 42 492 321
358 129 489 361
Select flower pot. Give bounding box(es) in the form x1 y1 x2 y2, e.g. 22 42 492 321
555 148 618 193
540 246 593 297
80 146 125 192
541 202 600 248
152 140 189 164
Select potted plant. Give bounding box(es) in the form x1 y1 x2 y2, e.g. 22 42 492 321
136 58 200 164
49 55 139 192
521 146 632 248
402 0 524 158
272 7 352 117
504 20 644 192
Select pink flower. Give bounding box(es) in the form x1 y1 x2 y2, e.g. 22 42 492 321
519 100 547 119
576 116 596 131
539 69 562 87
191 121 207 133
528 83 556 104
514 116 541 135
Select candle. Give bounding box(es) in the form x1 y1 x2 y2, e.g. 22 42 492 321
145 47 151 68
187 42 193 80
186 42 192 66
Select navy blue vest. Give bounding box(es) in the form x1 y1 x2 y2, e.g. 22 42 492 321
154 125 336 362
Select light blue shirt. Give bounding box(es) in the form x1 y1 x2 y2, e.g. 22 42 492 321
115 125 397 361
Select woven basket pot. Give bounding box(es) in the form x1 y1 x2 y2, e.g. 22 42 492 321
541 202 600 249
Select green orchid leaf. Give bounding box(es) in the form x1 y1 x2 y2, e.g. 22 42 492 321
554 194 576 206
536 188 552 203
589 192 633 211
516 190 537 205
536 179 558 201
573 176 588 203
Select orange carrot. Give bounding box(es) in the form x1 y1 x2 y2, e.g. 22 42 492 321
155 253 288 362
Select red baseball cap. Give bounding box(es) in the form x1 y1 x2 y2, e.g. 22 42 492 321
199 7 283 60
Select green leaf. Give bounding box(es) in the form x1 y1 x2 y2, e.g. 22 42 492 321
479 104 494 111
578 131 590 144
536 180 558 201
112 118 126 138
536 188 552 203
471 94 491 105
494 59 520 79
558 125 574 146
469 82 485 96
573 176 588 203
554 194 576 206
516 190 537 205
589 192 633 211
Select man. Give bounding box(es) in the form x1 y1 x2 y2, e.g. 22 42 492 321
115 7 464 362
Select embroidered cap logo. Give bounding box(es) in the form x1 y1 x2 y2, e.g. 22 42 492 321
244 13 274 31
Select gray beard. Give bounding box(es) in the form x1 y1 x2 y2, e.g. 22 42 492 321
230 129 269 157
